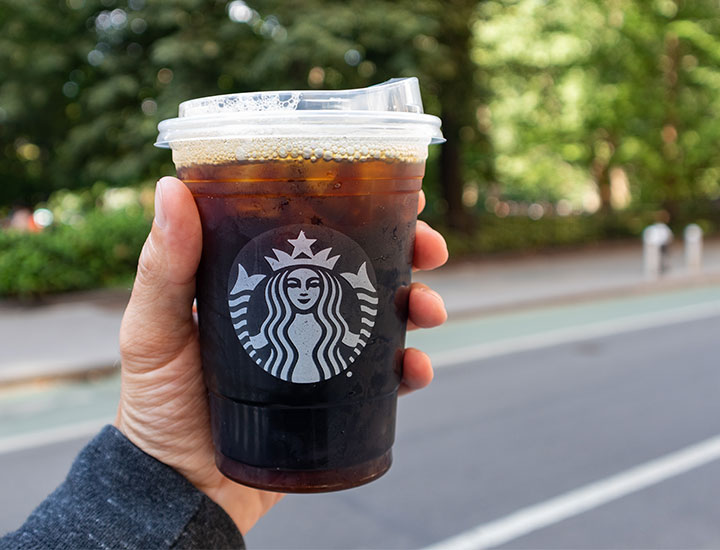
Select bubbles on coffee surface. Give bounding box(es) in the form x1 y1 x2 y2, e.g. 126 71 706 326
171 137 428 167
179 92 301 117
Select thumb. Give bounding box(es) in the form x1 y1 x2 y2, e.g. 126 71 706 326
120 176 202 369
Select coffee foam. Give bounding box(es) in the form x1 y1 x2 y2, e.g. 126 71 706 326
171 137 429 167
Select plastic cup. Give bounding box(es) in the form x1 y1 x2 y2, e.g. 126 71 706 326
156 78 443 492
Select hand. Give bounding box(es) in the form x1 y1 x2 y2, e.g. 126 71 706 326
114 176 448 534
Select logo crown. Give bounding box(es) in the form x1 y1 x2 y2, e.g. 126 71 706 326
265 230 340 271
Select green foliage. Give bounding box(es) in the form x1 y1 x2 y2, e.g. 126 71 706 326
0 184 152 298
443 210 659 256
5 0 720 298
476 0 720 218
0 0 483 220
0 209 150 297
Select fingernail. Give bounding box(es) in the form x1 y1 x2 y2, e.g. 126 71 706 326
422 286 445 306
425 287 448 319
154 179 167 229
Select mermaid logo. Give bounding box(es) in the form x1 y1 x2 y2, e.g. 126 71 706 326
227 226 378 383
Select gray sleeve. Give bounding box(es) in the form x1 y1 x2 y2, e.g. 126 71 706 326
0 425 245 550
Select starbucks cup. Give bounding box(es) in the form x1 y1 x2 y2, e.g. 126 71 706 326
156 78 443 492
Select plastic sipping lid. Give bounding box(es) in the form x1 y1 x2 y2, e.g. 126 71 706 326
155 78 444 148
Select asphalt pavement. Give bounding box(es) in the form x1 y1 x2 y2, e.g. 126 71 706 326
1 291 720 547
246 314 720 549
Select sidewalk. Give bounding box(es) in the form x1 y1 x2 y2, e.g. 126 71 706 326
2 239 720 385
0 291 127 385
415 239 720 316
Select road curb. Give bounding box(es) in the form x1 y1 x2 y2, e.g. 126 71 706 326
0 361 120 389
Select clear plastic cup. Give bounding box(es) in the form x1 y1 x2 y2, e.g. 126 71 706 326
156 78 443 492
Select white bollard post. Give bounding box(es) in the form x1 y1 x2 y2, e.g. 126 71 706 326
684 223 703 274
643 223 673 280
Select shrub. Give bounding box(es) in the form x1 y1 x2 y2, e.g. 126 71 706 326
442 211 659 257
0 208 150 298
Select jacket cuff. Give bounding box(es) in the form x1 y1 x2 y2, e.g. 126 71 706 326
5 425 244 549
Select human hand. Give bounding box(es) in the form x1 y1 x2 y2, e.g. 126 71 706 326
114 176 448 534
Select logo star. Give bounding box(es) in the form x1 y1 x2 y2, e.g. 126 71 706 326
288 231 316 258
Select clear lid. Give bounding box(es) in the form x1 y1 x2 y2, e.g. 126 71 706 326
155 78 443 148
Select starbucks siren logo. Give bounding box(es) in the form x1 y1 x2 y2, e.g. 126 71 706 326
228 226 378 383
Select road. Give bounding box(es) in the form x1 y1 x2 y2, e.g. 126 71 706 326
1 287 720 548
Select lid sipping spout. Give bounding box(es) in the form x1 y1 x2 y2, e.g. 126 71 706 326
367 78 425 114
303 77 426 113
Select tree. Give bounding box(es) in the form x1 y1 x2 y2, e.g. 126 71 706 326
420 0 494 230
476 0 720 220
0 0 274 206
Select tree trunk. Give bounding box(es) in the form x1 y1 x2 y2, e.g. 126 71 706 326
439 113 468 230
594 159 612 214
433 0 484 232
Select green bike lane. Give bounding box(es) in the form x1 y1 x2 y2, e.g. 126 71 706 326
407 283 720 364
1 283 719 446
0 375 120 446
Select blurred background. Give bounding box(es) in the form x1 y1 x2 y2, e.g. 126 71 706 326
2 0 720 548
